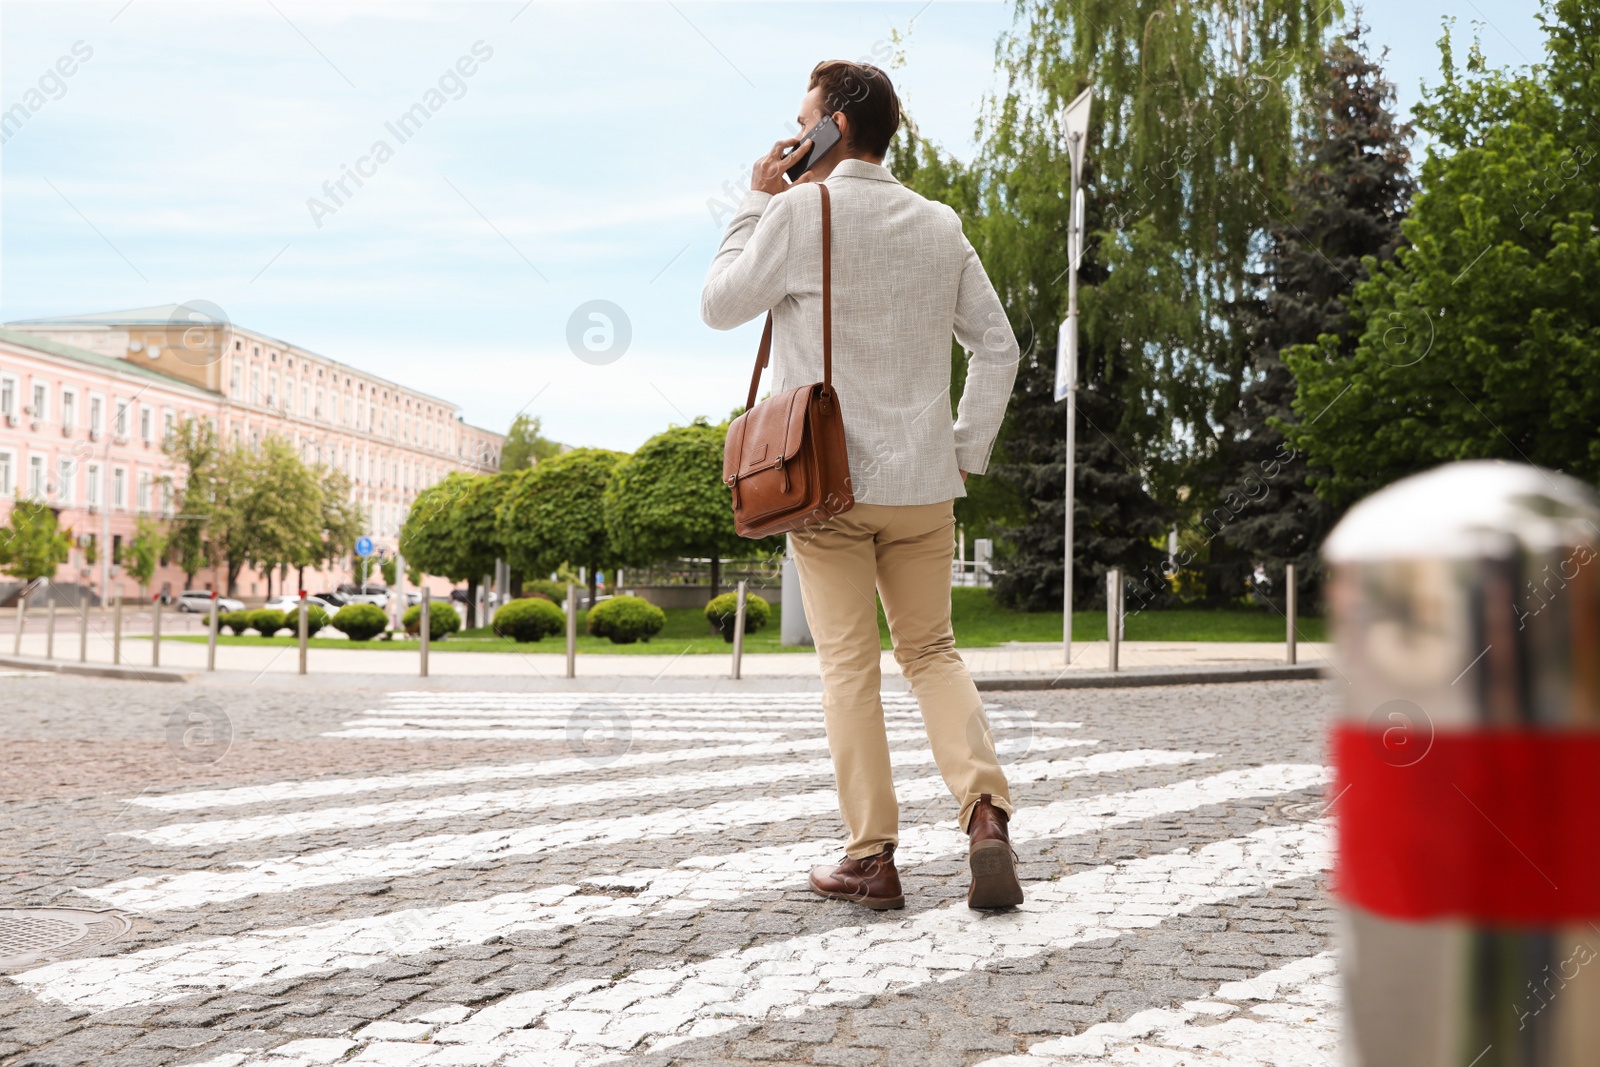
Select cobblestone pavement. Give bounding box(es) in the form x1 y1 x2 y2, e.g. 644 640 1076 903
0 674 1341 1066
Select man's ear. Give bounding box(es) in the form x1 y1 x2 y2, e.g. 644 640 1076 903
832 110 850 147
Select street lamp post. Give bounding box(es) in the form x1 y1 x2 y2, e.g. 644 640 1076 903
1056 86 1092 666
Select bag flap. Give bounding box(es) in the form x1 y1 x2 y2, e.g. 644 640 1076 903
724 383 816 481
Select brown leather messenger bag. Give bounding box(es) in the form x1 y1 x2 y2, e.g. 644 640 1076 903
723 183 855 539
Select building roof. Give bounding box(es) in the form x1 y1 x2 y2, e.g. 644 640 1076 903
7 304 195 328
0 328 222 400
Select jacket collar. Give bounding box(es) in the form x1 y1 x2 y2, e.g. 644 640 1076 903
827 158 901 185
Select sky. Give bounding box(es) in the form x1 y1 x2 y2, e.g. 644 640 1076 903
1 0 1547 452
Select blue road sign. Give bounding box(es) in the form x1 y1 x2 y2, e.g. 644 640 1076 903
355 536 374 558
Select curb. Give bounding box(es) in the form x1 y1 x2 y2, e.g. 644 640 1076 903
975 664 1326 690
0 654 190 684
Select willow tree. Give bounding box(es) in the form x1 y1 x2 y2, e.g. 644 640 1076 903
897 0 1341 607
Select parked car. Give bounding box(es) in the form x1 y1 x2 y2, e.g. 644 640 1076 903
337 584 390 608
261 595 342 615
175 590 245 614
312 591 351 608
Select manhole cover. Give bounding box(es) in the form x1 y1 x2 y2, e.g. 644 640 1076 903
0 908 134 970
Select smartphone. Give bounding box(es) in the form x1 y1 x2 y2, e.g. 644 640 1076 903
783 115 842 182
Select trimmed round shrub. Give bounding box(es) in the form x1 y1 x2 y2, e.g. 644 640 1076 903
303 604 329 637
521 579 570 603
588 595 666 645
248 609 288 637
403 602 462 641
494 597 565 643
219 610 252 636
333 603 389 642
704 592 772 642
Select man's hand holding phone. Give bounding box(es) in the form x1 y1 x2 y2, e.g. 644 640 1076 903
751 135 813 196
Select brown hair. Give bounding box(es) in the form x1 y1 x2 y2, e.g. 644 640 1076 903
808 60 900 158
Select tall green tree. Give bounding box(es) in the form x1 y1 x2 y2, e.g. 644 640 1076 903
1285 3 1600 502
897 0 1341 608
500 414 562 472
303 468 364 591
497 448 627 606
400 472 502 624
0 501 72 585
162 416 222 589
1220 23 1414 612
245 438 324 598
125 517 168 598
604 420 766 598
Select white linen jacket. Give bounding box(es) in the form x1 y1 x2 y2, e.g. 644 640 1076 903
700 159 1019 506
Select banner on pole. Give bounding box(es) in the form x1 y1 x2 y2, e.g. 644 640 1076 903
1054 327 1076 403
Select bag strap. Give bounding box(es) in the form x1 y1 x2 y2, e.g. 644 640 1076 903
745 183 832 412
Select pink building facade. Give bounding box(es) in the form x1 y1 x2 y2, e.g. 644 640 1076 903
0 307 504 604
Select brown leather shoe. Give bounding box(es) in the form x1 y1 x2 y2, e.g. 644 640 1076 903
967 793 1023 909
808 843 905 910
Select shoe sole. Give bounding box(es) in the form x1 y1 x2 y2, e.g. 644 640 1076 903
808 881 905 910
968 839 1024 909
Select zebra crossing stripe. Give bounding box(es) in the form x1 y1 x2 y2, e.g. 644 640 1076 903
195 821 1331 1066
972 951 1339 1065
124 736 1106 849
22 765 1324 1011
345 714 1085 730
78 749 1216 913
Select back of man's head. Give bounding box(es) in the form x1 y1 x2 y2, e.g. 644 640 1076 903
808 60 901 159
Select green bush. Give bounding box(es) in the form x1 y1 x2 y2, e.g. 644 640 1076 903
304 604 329 637
403 602 462 640
248 609 288 637
704 592 772 642
588 595 666 644
219 610 252 636
520 579 570 603
494 597 565 642
333 603 389 642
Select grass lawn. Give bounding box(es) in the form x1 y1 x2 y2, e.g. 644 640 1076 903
161 589 1322 654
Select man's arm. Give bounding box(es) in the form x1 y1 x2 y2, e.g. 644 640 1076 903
701 191 793 331
950 230 1020 476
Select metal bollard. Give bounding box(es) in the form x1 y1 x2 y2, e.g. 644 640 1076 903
731 580 747 680
46 598 56 660
151 594 162 668
1325 461 1600 1067
297 591 308 676
207 592 218 672
112 591 123 665
1285 562 1297 665
78 595 88 663
419 588 430 678
12 595 23 656
565 584 577 679
1106 568 1121 672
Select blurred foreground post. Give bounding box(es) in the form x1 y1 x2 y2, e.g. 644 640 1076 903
1285 562 1297 665
1106 568 1121 672
112 591 123 665
731 580 748 680
151 593 163 667
12 595 23 656
419 588 430 678
206 592 218 672
1326 461 1600 1067
564 584 577 679
297 591 308 676
46 598 56 660
77 596 88 663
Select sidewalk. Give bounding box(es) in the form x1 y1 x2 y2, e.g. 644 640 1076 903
0 627 1332 690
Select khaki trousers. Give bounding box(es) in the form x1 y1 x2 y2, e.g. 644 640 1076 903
791 499 1014 859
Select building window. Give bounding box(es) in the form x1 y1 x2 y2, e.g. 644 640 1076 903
113 467 127 509
89 395 103 438
251 367 261 405
58 458 74 504
231 360 243 398
86 463 99 506
0 376 15 419
140 406 153 442
315 388 324 419
287 377 297 415
302 383 310 416
114 400 129 439
31 383 48 422
269 373 279 408
61 391 77 432
0 451 12 496
163 409 175 442
112 534 123 565
137 471 151 513
29 455 46 498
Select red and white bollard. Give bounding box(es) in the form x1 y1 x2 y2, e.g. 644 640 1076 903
1325 460 1600 1066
